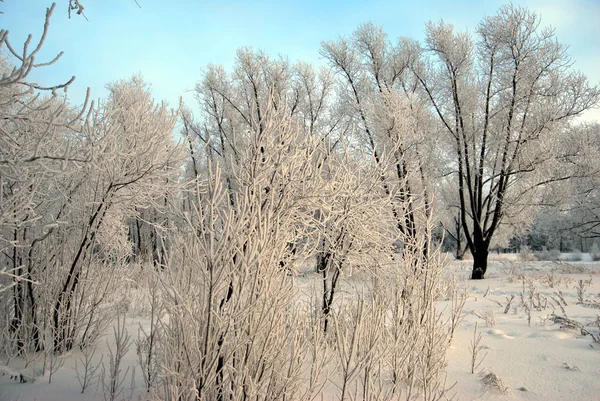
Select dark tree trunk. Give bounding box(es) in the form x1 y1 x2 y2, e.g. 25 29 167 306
12 281 24 354
471 244 489 280
150 225 166 269
318 251 331 332
455 243 463 260
454 213 466 260
54 195 109 351
215 335 225 401
317 249 341 334
11 227 25 354
127 217 142 263
27 278 41 352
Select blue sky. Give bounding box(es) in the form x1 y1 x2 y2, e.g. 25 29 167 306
2 0 599 120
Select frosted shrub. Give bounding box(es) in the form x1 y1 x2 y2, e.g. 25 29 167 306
153 96 453 399
563 250 583 262
590 243 600 261
519 246 536 262
157 105 326 400
534 249 561 262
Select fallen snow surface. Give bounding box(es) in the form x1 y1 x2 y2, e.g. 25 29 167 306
442 257 600 401
1 256 599 401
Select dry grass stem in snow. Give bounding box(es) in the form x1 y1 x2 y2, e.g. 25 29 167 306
469 322 487 374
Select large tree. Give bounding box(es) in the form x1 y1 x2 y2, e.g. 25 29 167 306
547 123 600 241
51 76 182 350
412 5 599 278
321 24 437 260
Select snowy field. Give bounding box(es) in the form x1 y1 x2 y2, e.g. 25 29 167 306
442 256 600 400
1 255 599 401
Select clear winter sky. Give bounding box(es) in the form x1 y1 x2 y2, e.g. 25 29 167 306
2 0 599 121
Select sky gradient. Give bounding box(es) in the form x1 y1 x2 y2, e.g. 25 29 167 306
2 0 599 121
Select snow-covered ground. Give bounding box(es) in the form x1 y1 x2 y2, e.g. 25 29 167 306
442 257 600 401
1 256 599 401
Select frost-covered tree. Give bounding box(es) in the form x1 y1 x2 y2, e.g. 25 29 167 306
162 89 451 400
321 23 437 260
0 3 89 292
537 123 600 242
188 48 393 326
161 101 332 399
158 44 454 398
0 3 99 355
51 76 182 350
412 5 599 278
188 48 340 266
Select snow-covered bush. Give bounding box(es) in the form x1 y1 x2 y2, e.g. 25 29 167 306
534 249 561 261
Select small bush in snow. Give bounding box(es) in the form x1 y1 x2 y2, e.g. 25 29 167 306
589 243 600 261
576 277 593 303
519 246 536 262
563 251 583 262
481 371 508 394
534 248 561 261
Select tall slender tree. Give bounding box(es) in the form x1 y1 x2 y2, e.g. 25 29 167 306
321 23 436 261
412 5 599 278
